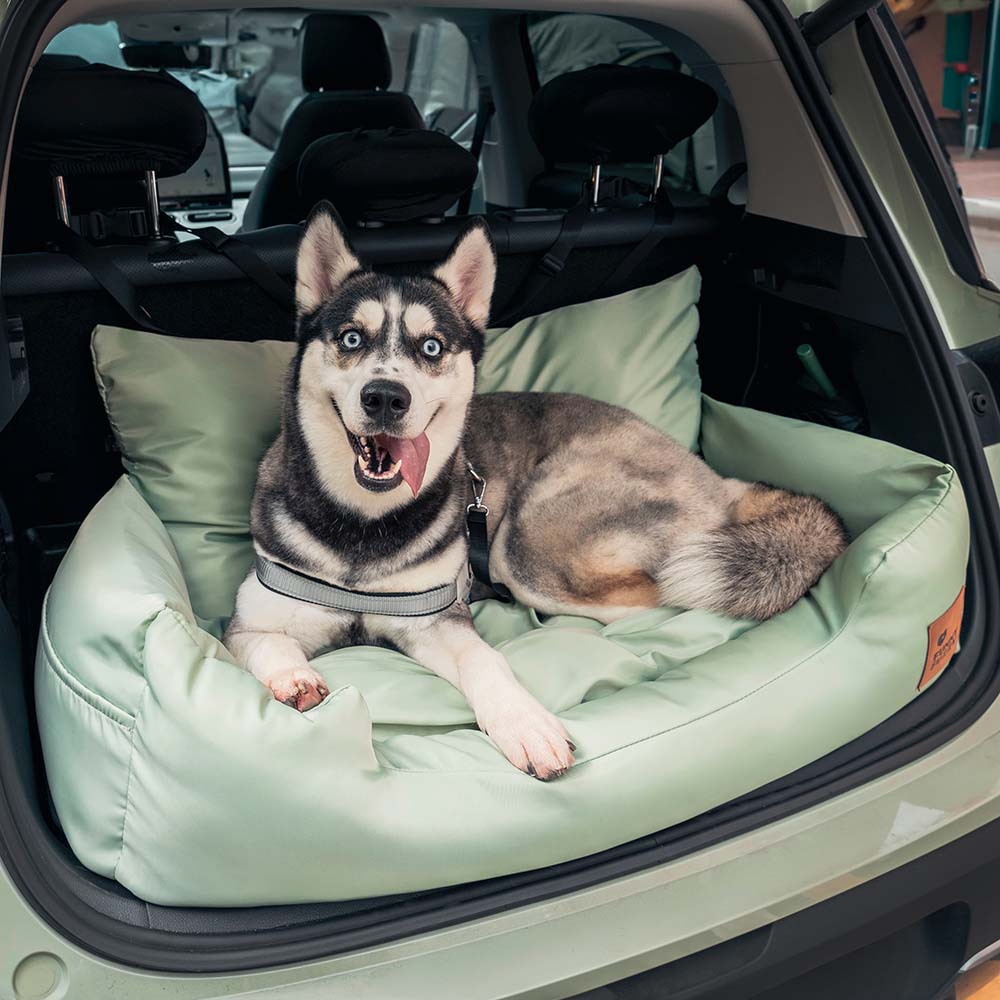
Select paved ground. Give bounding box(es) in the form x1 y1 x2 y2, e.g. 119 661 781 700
970 224 1000 282
952 148 1000 282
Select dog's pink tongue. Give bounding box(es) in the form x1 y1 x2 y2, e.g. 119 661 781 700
376 433 430 496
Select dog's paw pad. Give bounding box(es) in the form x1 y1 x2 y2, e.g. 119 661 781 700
265 668 329 712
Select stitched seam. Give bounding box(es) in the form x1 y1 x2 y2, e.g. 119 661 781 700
39 593 135 728
380 468 958 775
40 653 131 732
90 329 131 464
162 605 236 663
114 608 156 882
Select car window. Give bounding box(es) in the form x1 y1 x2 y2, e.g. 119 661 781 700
524 13 718 200
405 18 478 138
43 22 125 66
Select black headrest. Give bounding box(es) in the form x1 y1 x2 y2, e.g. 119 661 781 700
300 14 391 93
528 65 718 165
15 63 206 178
298 128 477 223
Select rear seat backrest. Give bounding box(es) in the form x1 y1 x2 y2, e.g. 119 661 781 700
241 14 425 230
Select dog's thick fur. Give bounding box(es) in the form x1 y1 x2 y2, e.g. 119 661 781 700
224 204 847 780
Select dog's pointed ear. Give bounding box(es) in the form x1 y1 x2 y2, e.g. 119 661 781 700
296 202 361 316
433 220 496 330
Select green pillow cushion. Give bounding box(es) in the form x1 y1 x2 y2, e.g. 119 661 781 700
92 267 703 622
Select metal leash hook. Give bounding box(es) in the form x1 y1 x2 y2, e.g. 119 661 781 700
467 463 488 515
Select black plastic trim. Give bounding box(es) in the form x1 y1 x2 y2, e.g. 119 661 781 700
800 0 879 48
954 352 1000 447
0 206 724 298
0 0 999 979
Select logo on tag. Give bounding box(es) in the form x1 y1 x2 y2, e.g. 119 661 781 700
919 587 965 691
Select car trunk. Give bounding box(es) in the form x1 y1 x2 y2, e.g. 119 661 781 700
0 0 999 976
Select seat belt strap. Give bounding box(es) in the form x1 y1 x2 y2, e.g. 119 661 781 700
592 190 676 298
159 214 295 311
492 199 590 326
457 85 495 216
708 162 748 201
48 222 170 334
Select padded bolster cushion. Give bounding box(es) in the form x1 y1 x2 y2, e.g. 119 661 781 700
300 13 391 92
529 64 719 165
34 267 971 905
298 128 478 222
14 64 206 178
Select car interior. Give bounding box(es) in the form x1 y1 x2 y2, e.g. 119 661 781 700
0 0 996 971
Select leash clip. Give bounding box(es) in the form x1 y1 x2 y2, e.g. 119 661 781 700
467 463 489 515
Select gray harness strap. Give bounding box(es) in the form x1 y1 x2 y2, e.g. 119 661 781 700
255 555 460 617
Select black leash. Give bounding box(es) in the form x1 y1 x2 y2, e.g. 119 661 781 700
466 464 512 603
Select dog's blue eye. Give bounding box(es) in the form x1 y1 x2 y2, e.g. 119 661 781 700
422 338 442 358
340 330 363 350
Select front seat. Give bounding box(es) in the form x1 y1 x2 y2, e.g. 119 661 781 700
241 13 424 230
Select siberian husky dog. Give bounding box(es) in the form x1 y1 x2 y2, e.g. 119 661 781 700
224 203 847 780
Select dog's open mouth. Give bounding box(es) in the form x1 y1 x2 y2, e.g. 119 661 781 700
348 431 430 497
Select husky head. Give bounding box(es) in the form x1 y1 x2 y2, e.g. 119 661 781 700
291 202 495 517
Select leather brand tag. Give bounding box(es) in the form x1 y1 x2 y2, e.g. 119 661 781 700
919 587 965 691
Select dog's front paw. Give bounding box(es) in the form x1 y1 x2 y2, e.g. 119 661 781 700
264 667 330 712
479 697 574 781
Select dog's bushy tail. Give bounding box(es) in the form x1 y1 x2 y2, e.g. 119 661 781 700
657 483 848 621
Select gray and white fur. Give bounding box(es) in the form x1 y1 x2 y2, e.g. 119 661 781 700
224 203 847 780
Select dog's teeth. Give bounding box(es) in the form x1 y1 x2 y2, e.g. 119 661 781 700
357 454 367 470
390 460 401 475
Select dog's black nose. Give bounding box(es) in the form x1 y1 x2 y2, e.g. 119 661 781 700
361 380 411 421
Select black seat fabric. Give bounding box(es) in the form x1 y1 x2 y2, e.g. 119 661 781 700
242 14 423 230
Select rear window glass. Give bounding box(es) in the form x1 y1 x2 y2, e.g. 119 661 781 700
526 13 680 82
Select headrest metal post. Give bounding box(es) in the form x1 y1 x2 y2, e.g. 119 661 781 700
650 154 664 202
144 170 161 238
589 163 601 207
52 175 70 226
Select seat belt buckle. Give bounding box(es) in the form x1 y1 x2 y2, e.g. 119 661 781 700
539 251 565 276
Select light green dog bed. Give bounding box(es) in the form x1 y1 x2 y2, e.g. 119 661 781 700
36 269 968 905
